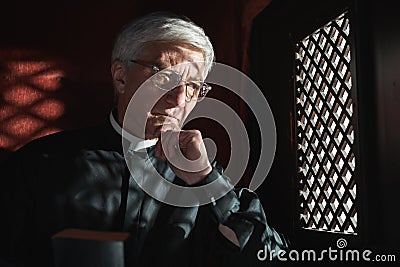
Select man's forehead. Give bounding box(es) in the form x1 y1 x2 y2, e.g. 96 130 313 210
166 61 205 80
141 42 205 68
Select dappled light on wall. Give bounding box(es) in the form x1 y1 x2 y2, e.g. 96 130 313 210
0 49 66 160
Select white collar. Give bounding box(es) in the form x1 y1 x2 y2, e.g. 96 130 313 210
109 112 157 152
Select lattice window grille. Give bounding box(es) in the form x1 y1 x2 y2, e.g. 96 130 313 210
295 11 357 234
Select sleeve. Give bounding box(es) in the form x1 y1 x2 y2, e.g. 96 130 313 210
201 162 290 265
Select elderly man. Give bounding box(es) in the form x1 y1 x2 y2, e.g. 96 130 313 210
0 12 287 267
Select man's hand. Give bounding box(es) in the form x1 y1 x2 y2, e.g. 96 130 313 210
154 129 212 185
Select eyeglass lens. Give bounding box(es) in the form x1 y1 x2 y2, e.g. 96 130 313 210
152 71 210 101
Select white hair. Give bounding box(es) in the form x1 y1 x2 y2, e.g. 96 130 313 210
111 12 215 75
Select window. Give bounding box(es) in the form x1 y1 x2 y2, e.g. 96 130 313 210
294 12 358 235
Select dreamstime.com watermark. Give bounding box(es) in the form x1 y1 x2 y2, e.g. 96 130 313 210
257 238 396 262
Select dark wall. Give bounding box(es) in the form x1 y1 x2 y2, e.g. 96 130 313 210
356 0 400 250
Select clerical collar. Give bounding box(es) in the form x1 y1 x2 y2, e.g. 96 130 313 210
109 112 157 152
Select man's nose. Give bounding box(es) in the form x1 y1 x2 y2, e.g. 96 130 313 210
165 84 186 107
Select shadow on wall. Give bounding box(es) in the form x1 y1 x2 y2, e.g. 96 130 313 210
0 48 114 162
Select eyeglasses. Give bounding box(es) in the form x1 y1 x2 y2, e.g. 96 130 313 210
130 59 211 102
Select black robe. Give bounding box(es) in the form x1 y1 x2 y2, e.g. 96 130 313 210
0 118 288 267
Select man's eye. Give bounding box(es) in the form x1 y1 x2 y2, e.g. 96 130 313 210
187 82 201 90
154 71 180 88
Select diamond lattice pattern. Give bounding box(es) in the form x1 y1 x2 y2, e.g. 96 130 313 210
295 12 357 234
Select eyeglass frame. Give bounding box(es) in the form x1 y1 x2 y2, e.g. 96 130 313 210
129 59 211 102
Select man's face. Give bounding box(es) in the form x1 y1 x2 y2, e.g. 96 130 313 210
112 41 206 139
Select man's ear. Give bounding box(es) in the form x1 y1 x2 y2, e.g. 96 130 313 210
111 60 126 94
